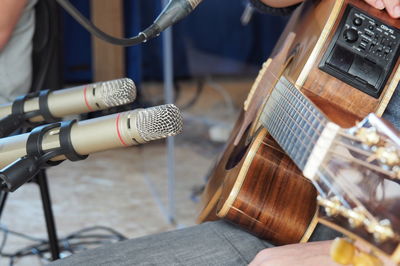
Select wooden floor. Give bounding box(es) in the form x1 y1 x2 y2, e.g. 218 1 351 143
0 77 252 265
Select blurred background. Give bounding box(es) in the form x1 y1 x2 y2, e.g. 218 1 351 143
0 0 288 265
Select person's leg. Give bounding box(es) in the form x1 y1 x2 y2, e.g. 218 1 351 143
49 221 273 266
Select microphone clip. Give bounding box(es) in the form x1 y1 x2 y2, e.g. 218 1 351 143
0 90 58 138
0 120 88 192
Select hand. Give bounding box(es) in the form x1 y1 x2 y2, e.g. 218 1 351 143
249 241 339 266
363 0 400 18
261 0 400 18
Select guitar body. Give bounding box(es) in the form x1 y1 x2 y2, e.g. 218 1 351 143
198 0 400 246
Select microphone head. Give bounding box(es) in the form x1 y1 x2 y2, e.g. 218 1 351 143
97 78 136 107
136 104 183 142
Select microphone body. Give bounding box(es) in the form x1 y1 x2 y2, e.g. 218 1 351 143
142 0 203 40
0 104 183 169
0 78 136 122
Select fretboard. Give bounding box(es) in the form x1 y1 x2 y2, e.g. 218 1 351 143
260 76 328 170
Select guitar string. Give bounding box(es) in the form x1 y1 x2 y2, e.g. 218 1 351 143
265 81 327 136
266 81 326 139
265 77 374 152
278 80 394 177
266 71 328 126
260 80 330 154
258 78 393 214
320 165 380 225
253 65 394 231
262 96 316 167
328 149 396 178
264 83 325 141
262 76 390 176
264 99 393 177
249 67 329 142
332 140 373 157
262 105 385 232
315 169 352 209
260 101 355 211
263 72 391 170
263 86 393 182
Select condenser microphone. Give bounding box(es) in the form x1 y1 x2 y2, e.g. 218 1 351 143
56 0 203 46
141 0 204 40
0 104 183 169
0 78 136 137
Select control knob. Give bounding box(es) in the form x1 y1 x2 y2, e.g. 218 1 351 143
343 28 359 43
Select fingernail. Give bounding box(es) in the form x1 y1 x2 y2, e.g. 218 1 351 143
375 0 385 9
394 6 400 17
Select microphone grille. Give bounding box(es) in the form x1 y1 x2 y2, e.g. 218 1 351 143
98 78 137 107
136 104 183 141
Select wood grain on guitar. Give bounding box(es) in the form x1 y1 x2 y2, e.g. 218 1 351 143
197 0 400 265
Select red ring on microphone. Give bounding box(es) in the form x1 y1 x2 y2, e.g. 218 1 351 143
116 114 129 147
83 86 94 111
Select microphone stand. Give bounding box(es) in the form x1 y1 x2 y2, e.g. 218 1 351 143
162 0 177 225
0 120 88 261
0 173 61 260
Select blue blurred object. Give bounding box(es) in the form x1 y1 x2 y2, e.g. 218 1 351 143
62 0 92 82
62 0 287 83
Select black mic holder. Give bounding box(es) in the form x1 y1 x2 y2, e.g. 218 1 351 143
0 90 58 138
0 120 88 192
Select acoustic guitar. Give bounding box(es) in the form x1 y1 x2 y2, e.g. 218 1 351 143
197 0 400 264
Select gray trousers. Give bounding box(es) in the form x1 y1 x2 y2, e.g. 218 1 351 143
49 221 339 266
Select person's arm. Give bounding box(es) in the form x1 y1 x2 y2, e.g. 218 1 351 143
259 0 303 8
259 0 400 18
0 0 28 51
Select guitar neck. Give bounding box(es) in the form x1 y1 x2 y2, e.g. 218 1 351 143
260 76 330 171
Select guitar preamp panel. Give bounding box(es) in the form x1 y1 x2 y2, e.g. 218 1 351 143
319 5 400 98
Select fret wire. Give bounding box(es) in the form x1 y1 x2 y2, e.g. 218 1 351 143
261 111 318 167
271 80 327 134
264 79 340 150
266 72 329 127
259 76 340 169
257 72 390 225
266 85 386 222
278 77 327 126
265 99 309 161
260 80 326 154
267 97 281 140
262 97 336 149
267 83 321 148
266 91 321 145
267 68 360 113
265 91 325 148
261 98 342 169
262 90 338 148
277 94 296 155
264 94 393 186
298 103 319 165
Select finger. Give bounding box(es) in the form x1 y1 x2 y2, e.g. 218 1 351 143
363 0 385 10
382 0 400 18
